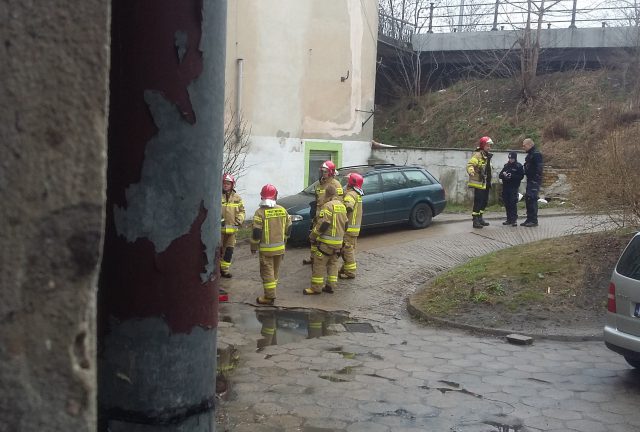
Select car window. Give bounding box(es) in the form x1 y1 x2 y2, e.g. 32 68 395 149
403 169 433 187
363 174 381 194
617 236 640 281
381 171 408 192
303 181 318 194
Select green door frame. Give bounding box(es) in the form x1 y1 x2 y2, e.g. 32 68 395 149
304 141 343 187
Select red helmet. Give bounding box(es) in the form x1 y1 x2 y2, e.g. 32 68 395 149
320 160 336 176
222 173 235 188
347 172 364 189
479 136 493 149
260 184 278 200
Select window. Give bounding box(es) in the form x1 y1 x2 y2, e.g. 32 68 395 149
617 236 640 281
403 170 433 187
363 174 381 194
381 171 408 192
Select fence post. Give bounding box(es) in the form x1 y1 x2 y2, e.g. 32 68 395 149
569 0 577 28
492 0 500 31
428 2 434 34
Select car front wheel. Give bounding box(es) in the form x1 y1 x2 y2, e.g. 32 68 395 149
409 203 433 229
624 356 640 369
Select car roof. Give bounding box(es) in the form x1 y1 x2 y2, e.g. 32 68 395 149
337 164 425 176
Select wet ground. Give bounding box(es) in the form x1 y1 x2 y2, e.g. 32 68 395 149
215 212 640 431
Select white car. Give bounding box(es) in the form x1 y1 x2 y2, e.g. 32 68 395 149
604 232 640 368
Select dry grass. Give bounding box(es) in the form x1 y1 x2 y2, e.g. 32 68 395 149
413 231 635 328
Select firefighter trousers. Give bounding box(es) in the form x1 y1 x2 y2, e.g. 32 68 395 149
310 245 339 293
259 253 283 299
340 234 358 277
220 232 237 274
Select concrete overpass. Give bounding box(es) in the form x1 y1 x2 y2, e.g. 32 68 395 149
412 26 640 65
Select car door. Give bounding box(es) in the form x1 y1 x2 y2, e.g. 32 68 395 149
361 173 384 226
380 171 411 223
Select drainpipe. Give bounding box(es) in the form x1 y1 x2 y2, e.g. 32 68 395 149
99 1 226 431
236 58 243 140
458 0 465 32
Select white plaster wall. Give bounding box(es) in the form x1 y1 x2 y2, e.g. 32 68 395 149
372 148 524 204
224 0 379 215
236 138 372 215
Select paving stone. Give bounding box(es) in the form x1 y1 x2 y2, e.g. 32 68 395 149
540 388 575 400
302 418 348 431
565 419 607 432
541 408 583 420
345 422 390 432
524 415 566 430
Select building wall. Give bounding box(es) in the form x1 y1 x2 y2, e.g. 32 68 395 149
225 0 379 212
372 147 525 204
0 1 110 430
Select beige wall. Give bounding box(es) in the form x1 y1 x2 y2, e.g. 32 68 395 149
225 0 378 141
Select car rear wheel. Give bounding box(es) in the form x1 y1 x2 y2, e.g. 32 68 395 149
409 203 433 229
624 356 640 369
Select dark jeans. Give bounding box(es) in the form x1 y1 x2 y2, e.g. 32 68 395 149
472 187 489 216
525 182 539 223
502 186 519 222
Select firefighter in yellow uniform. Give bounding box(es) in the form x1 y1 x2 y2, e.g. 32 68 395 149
251 184 292 305
467 136 493 229
339 172 364 279
303 160 343 265
303 185 347 295
220 173 245 278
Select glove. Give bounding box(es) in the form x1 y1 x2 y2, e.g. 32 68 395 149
309 233 317 244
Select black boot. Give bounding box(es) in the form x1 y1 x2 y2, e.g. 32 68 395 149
479 215 490 226
472 216 483 229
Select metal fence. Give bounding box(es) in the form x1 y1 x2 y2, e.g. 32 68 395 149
379 0 640 37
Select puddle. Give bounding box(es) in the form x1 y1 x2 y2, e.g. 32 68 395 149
219 303 351 350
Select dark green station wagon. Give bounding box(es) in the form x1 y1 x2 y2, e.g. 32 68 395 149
278 164 447 244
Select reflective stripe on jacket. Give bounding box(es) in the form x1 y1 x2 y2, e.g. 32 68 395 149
467 150 490 190
343 189 363 236
251 205 292 256
313 199 347 248
221 191 245 234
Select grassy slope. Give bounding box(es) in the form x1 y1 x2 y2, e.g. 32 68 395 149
374 70 635 168
412 231 635 323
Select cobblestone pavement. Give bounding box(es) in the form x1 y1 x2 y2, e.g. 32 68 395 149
217 319 640 432
216 212 640 431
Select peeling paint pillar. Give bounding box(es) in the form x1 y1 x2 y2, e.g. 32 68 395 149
98 1 226 431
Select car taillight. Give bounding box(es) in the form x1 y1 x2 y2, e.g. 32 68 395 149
607 282 616 313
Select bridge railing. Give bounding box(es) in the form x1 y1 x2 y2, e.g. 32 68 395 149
381 1 640 37
378 11 415 43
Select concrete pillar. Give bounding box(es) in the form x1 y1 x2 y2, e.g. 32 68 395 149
98 1 226 431
0 1 110 430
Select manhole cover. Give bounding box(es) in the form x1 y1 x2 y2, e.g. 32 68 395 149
343 322 375 333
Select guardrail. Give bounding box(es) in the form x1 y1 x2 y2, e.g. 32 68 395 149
380 0 639 37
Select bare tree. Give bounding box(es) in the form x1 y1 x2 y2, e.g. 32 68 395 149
222 104 251 181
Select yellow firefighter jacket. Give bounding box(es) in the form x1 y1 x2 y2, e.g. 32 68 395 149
343 188 363 237
315 177 344 208
221 191 245 234
312 198 347 250
250 205 292 256
466 149 491 190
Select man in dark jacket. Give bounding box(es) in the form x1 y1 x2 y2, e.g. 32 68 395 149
498 151 524 226
521 138 544 227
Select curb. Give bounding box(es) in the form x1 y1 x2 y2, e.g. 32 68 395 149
406 296 603 342
435 210 586 225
